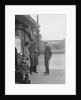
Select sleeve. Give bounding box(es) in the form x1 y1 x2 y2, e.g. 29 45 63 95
49 46 52 57
15 48 17 54
24 47 28 58
44 47 46 55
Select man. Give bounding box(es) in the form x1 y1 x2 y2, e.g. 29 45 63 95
28 42 35 75
33 41 38 73
44 42 52 76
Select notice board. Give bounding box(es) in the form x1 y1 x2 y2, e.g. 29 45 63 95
15 36 21 53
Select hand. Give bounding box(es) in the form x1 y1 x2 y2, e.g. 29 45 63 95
23 75 25 81
27 58 29 60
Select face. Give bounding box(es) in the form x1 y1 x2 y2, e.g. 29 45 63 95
26 45 29 48
45 42 48 46
35 42 37 46
25 42 29 47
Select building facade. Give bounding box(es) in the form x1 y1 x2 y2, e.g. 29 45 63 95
15 15 40 64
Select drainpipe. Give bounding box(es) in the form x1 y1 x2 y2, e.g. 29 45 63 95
37 15 39 55
37 15 39 24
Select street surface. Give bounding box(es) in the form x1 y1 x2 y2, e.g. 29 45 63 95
30 54 65 84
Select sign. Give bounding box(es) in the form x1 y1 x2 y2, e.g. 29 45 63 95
15 36 21 53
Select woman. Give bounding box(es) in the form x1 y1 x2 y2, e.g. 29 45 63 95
24 42 31 69
19 42 31 83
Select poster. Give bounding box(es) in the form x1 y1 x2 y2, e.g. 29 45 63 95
15 36 21 53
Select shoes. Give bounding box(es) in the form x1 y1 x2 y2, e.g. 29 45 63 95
23 75 25 81
44 72 47 74
34 71 38 74
44 72 49 76
30 72 32 75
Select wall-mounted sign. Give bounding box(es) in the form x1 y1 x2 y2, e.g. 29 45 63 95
15 36 21 53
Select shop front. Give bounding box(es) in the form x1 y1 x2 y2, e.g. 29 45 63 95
15 15 40 84
15 19 33 84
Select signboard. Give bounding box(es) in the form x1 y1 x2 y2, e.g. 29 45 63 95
15 36 21 53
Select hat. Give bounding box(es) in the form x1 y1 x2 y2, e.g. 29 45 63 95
44 42 48 44
34 41 37 44
25 42 29 46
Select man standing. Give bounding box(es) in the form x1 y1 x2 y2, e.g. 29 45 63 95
44 42 52 76
33 41 38 73
28 42 35 75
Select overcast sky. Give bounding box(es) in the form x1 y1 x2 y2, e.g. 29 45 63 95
30 14 65 40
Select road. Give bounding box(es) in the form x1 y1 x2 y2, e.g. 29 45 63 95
30 54 65 84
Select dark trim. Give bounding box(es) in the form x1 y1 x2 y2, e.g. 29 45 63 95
15 15 40 28
15 27 34 42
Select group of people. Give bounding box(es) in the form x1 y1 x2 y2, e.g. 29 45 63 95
15 41 52 81
15 41 38 75
24 41 38 75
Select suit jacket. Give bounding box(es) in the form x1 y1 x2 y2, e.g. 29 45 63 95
44 45 52 61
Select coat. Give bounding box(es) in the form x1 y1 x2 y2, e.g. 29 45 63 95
24 47 31 67
34 49 38 66
44 45 52 63
28 44 34 66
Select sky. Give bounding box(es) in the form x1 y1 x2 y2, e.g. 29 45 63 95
30 14 65 41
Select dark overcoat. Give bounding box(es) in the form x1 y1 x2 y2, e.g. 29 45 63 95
44 45 52 65
29 44 34 66
34 49 38 66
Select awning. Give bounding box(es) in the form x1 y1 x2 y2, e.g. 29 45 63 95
15 27 34 42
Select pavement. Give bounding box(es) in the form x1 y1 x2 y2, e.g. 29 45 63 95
30 54 65 84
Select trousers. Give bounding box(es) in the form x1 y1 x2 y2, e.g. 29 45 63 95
45 58 49 74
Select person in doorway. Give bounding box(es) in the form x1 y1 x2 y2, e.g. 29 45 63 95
24 42 31 69
15 47 19 71
44 42 52 76
23 42 31 81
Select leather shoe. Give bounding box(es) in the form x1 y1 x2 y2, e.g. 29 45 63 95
44 73 49 76
34 71 38 74
44 72 47 74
